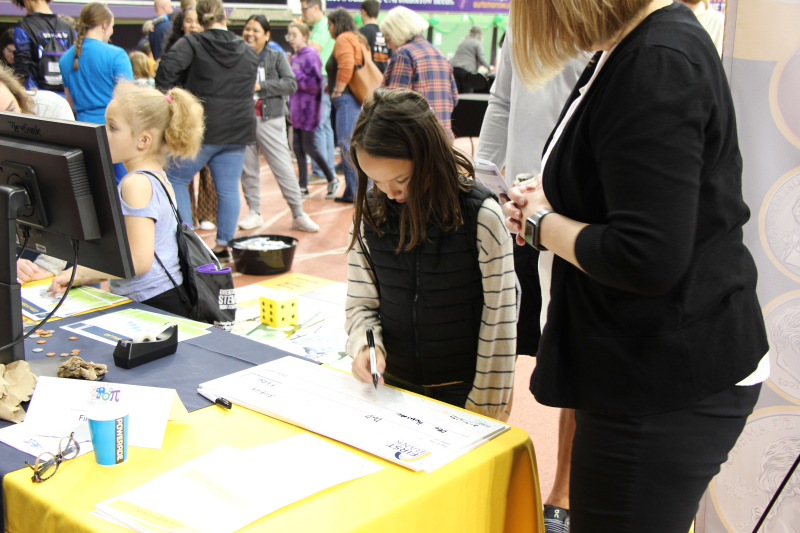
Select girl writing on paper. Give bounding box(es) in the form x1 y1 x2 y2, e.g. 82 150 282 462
345 88 516 420
49 84 205 317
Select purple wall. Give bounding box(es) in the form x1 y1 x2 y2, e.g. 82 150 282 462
0 2 290 54
0 1 160 19
327 0 510 13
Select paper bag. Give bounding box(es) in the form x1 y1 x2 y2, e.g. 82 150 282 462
0 361 37 423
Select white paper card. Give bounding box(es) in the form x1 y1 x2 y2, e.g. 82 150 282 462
93 434 382 533
474 158 510 196
23 377 188 449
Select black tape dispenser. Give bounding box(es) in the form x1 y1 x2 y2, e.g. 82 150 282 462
113 324 178 369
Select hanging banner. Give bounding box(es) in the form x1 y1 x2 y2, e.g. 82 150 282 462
325 0 509 13
698 0 800 532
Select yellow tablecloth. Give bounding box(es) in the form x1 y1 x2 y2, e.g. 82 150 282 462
4 406 543 533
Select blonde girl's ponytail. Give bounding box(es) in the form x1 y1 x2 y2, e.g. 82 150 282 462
163 88 205 160
74 3 114 71
110 84 204 162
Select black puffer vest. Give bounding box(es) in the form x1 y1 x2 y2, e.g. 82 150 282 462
363 181 495 385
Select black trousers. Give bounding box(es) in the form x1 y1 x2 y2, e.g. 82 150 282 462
513 241 541 356
384 374 473 409
293 128 336 190
452 66 473 94
141 285 191 319
569 383 761 533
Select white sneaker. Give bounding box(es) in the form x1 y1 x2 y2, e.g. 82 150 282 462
198 221 216 231
325 178 341 199
237 211 263 230
291 213 319 232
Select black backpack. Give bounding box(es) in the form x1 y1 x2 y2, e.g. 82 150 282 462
38 35 67 91
19 16 70 92
144 172 237 331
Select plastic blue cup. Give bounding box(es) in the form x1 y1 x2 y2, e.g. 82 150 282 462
87 404 129 466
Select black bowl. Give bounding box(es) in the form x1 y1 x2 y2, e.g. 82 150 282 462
230 234 299 276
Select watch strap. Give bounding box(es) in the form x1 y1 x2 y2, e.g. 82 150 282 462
527 208 554 251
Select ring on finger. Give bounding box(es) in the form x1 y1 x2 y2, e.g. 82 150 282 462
515 173 538 187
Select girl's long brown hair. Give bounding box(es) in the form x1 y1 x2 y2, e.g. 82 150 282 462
74 3 113 71
347 88 474 254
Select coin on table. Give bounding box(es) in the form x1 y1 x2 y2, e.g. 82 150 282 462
30 334 39 338
68 337 78 341
60 353 70 357
36 340 46 344
32 348 43 353
45 353 55 357
35 329 45 335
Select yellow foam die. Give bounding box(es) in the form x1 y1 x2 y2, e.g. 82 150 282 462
259 289 298 327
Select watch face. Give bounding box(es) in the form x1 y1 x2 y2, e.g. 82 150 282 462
524 218 535 246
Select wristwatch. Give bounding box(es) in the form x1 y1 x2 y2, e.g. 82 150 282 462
524 208 554 251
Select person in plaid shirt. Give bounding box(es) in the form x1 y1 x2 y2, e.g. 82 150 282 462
380 7 459 141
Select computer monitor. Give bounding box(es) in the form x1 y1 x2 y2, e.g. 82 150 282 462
0 111 135 363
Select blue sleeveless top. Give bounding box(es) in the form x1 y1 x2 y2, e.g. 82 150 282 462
109 171 183 302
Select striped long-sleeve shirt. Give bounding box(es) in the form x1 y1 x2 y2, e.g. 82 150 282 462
345 198 516 419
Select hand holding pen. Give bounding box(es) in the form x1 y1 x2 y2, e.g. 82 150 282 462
367 329 380 389
352 330 385 387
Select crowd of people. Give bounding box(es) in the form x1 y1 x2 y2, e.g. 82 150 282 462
7 0 765 532
6 0 459 254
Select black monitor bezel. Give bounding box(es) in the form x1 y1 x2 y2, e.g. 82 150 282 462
0 111 135 280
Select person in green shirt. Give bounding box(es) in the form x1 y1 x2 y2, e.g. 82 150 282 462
301 0 335 183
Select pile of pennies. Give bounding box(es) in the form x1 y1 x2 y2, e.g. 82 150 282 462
28 329 82 358
30 329 54 354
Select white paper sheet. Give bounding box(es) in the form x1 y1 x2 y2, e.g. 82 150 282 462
23 377 189 449
60 308 212 346
0 421 94 458
20 285 129 320
93 434 382 533
474 158 510 198
199 357 510 472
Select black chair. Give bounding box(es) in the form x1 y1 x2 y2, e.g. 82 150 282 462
451 95 490 156
464 72 488 93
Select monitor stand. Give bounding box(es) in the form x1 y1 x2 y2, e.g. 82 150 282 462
0 183 31 365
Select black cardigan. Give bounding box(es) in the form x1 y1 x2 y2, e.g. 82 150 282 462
156 30 259 146
531 2 768 416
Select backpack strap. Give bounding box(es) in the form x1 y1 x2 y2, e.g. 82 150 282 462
138 170 193 314
139 170 182 226
153 251 193 314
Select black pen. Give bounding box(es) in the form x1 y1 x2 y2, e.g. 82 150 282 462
198 389 232 409
367 329 380 389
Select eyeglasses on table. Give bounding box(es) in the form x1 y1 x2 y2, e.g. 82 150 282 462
24 432 80 483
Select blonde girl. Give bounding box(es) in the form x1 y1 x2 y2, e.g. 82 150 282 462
129 51 154 88
50 85 205 317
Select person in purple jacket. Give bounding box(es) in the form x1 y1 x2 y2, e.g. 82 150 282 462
287 21 338 197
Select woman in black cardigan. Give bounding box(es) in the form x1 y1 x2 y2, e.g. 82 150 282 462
503 0 768 531
156 0 258 260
